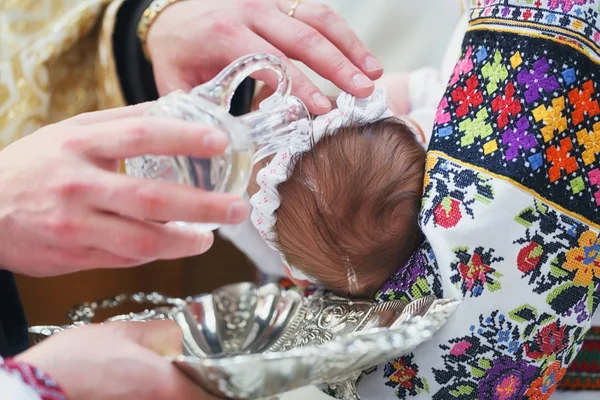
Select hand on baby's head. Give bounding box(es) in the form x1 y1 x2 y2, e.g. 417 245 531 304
268 118 425 296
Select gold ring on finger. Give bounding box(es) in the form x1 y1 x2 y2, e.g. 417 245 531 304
288 0 303 18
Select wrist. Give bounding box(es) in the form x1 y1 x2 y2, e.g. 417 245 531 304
2 357 67 400
138 0 182 60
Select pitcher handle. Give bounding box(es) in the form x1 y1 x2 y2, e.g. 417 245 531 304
191 53 291 112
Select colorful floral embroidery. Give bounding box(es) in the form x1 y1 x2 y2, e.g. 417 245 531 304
431 31 600 225
491 82 522 130
563 230 600 286
501 116 537 161
516 57 559 104
361 3 600 399
576 121 600 166
523 321 569 360
450 47 475 86
377 241 443 304
511 201 600 319
481 49 509 95
452 75 484 118
449 247 503 297
568 80 600 126
532 96 567 143
421 156 495 229
384 354 430 398
524 361 566 399
429 309 583 400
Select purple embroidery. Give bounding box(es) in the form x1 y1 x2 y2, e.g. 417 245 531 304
516 58 560 103
380 251 427 293
502 116 538 161
547 0 588 13
477 356 537 400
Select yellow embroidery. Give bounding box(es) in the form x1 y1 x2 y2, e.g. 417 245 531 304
564 230 600 286
428 150 600 231
532 97 567 143
510 51 523 69
576 122 600 166
483 139 498 155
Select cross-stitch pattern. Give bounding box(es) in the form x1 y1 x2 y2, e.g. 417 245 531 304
432 31 600 227
356 2 600 398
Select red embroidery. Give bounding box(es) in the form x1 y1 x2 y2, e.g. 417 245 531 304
569 80 600 126
546 138 578 183
491 82 522 129
451 75 484 118
1 358 67 400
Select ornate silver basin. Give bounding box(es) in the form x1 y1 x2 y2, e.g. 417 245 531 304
29 283 459 399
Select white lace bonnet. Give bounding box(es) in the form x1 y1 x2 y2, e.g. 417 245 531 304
249 88 420 282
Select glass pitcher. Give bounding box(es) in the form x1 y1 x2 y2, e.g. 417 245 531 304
125 54 312 232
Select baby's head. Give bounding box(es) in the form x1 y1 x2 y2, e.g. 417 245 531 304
250 93 426 297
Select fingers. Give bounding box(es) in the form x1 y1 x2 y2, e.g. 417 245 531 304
14 245 146 277
254 12 376 100
116 320 183 355
111 321 223 400
77 211 216 260
154 64 194 95
73 117 229 160
62 103 155 126
219 28 330 114
291 3 383 79
49 247 148 274
88 172 249 225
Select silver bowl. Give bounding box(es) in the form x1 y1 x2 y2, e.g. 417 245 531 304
29 283 459 399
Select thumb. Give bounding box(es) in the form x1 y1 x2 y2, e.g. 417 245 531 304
112 320 184 356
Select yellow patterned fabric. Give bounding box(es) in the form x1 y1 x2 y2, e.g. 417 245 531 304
0 0 127 149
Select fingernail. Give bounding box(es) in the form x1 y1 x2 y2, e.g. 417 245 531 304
226 200 249 224
196 232 214 253
311 92 332 110
203 131 228 150
352 74 373 89
364 55 383 72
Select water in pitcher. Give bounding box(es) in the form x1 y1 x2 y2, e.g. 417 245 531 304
125 53 311 232
125 92 257 231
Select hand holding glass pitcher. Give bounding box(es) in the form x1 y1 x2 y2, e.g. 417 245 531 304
126 54 312 232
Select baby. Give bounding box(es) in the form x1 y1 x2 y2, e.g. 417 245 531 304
246 89 428 296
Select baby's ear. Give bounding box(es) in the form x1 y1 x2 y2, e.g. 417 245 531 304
283 264 313 288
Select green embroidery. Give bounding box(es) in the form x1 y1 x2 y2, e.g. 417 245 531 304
482 49 509 94
458 108 493 146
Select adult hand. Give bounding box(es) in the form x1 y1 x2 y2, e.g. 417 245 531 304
0 104 249 277
147 0 384 114
17 321 219 400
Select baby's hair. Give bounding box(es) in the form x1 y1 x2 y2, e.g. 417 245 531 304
274 118 426 296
